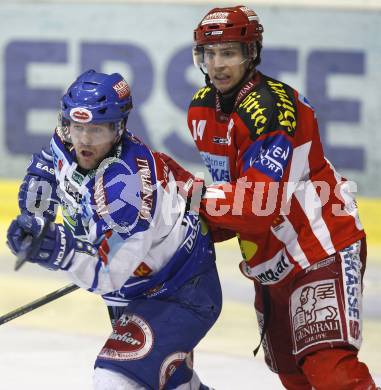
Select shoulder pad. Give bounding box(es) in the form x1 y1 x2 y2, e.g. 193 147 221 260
236 75 298 140
92 157 156 238
189 86 215 108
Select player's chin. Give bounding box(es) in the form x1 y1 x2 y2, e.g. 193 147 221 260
212 78 233 93
77 155 97 170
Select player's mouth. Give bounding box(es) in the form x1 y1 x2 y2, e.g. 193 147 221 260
212 74 233 89
81 150 93 157
214 74 230 82
79 149 96 161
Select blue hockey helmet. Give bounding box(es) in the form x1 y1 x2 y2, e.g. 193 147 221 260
60 69 133 137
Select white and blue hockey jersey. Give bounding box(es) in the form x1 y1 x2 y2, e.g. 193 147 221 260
50 129 215 305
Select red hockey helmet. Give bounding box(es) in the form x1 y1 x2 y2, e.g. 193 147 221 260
194 5 263 47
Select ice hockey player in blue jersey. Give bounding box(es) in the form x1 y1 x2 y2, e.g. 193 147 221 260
7 69 222 390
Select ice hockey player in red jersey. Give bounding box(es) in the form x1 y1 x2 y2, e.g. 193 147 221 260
161 5 379 390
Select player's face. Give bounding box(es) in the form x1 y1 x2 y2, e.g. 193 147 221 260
204 42 248 94
70 122 117 170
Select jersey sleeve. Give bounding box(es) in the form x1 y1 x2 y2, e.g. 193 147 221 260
200 77 298 236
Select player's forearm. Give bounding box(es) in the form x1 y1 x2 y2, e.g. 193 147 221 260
200 179 281 235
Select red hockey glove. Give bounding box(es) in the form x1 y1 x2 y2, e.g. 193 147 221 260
156 152 205 211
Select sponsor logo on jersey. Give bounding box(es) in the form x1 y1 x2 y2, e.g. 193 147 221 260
267 80 297 135
144 283 167 298
212 136 229 145
69 107 93 123
133 261 153 277
200 151 231 183
181 214 200 253
159 352 188 390
35 161 55 176
99 313 153 361
136 158 154 221
306 256 335 273
340 241 362 346
53 225 68 267
243 134 292 181
242 250 294 285
64 175 83 204
291 280 343 354
71 170 84 185
192 87 211 101
239 91 267 135
113 79 130 99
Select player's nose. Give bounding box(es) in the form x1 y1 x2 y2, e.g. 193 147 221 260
79 130 94 145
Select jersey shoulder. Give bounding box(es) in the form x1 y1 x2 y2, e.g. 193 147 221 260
93 138 157 238
189 85 216 109
236 73 298 140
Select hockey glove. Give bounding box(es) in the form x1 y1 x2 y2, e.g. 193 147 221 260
7 214 75 271
18 149 59 222
156 152 205 212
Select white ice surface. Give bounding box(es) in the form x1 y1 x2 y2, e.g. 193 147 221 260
0 326 284 390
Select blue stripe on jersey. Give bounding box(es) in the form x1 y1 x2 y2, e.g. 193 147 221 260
89 258 103 292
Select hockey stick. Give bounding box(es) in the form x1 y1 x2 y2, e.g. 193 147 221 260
0 283 79 326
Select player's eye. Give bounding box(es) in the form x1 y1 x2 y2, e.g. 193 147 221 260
72 125 84 132
222 50 236 58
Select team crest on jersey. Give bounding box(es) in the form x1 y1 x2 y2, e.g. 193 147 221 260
69 107 93 123
98 313 153 361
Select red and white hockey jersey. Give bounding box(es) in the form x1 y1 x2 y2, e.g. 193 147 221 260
188 71 365 285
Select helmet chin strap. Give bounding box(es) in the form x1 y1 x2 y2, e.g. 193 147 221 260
201 67 211 87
